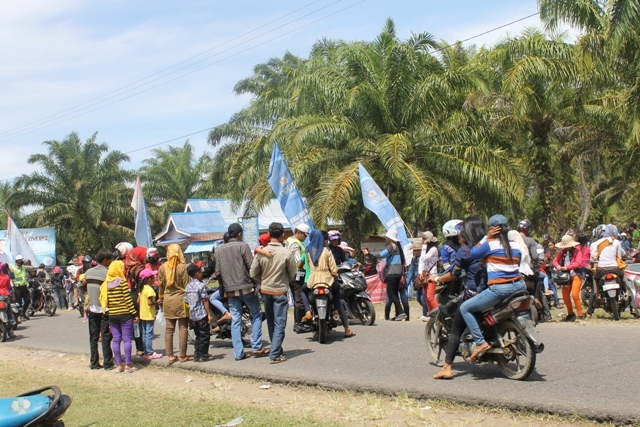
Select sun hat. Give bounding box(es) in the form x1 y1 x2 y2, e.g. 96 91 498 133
385 228 399 242
489 214 509 228
556 234 580 249
412 241 422 250
421 231 438 242
339 241 355 253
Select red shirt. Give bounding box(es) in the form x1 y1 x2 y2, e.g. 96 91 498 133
0 273 11 296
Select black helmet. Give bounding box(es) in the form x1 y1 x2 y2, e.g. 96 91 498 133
517 219 533 236
82 255 93 264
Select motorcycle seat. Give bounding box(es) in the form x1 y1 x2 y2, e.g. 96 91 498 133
0 395 50 427
486 289 530 312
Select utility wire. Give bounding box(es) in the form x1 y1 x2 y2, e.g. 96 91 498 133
0 0 358 144
0 0 326 138
0 6 541 183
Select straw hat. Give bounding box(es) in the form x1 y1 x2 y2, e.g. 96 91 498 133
556 234 580 249
411 241 422 250
421 231 438 242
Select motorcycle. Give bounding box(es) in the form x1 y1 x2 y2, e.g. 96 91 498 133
361 255 378 277
187 286 256 348
581 270 630 321
425 284 543 381
337 262 376 326
0 385 72 427
0 295 18 342
28 281 57 317
309 282 338 344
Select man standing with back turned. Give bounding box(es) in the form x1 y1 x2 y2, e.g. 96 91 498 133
251 222 297 364
214 223 265 360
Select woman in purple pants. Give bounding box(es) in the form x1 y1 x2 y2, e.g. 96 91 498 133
100 260 138 373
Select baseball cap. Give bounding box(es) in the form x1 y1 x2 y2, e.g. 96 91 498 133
489 214 509 228
139 268 158 281
15 255 23 261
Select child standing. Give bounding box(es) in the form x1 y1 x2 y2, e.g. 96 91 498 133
185 262 214 362
138 268 163 360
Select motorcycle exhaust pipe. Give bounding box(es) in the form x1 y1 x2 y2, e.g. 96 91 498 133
536 343 545 354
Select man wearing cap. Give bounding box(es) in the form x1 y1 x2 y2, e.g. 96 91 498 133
214 223 265 360
251 222 297 363
285 224 310 330
84 249 115 370
12 255 30 320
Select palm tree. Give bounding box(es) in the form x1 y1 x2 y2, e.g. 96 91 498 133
139 141 213 229
8 132 132 263
210 20 524 248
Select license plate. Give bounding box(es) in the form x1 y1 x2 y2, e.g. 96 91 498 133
602 282 620 291
316 299 327 307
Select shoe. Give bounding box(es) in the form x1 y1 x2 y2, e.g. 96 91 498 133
115 365 125 374
90 364 103 370
236 353 251 361
150 352 163 359
143 355 152 361
394 313 407 321
104 364 115 371
124 365 137 373
420 316 430 322
197 354 215 362
218 312 231 324
564 313 577 322
136 351 145 357
270 355 286 364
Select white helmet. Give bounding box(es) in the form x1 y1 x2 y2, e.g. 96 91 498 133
115 242 134 258
442 220 463 238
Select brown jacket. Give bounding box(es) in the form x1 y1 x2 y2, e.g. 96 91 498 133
158 263 189 319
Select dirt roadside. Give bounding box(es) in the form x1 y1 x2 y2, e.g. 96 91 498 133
0 345 612 427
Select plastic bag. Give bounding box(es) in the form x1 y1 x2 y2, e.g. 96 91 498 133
155 309 166 327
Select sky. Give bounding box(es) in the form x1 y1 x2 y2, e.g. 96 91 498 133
0 0 552 183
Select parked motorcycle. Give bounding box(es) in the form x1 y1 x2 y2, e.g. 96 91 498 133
0 386 72 427
337 262 376 326
425 284 543 380
28 280 57 317
581 270 630 320
309 282 338 344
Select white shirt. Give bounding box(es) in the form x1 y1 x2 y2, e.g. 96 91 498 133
419 246 438 275
590 237 623 268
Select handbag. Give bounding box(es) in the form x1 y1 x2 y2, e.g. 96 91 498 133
555 270 571 284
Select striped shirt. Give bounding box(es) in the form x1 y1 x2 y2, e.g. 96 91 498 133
103 278 137 316
470 237 522 285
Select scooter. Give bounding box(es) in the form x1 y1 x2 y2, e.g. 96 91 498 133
0 385 72 427
309 282 338 344
336 262 375 326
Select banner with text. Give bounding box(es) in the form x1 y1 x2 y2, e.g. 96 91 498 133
0 225 56 267
267 142 314 233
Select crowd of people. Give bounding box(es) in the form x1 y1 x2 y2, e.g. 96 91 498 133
1 216 637 376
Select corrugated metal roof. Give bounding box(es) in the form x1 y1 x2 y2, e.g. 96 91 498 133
186 199 290 230
171 210 228 235
184 240 222 254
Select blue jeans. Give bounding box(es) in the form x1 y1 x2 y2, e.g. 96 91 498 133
141 320 155 355
415 287 428 317
460 280 526 345
262 294 288 360
540 271 561 306
209 290 228 314
228 292 263 360
53 288 67 309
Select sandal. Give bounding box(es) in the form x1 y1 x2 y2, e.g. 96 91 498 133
198 354 215 362
168 356 178 366
469 342 491 361
270 355 287 364
236 353 251 361
433 371 454 380
178 356 194 362
115 365 125 374
344 330 356 338
136 351 145 357
124 365 137 373
251 348 270 357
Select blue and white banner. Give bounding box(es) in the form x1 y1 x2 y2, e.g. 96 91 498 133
358 163 410 248
131 176 153 248
267 142 314 233
3 217 48 266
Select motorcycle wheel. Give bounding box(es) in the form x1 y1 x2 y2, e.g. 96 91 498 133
497 320 536 381
318 318 327 344
580 283 592 308
529 305 538 325
45 296 57 316
357 299 376 326
610 296 620 321
28 307 35 317
0 321 7 342
424 316 446 367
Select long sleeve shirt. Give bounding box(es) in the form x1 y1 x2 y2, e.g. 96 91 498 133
470 237 522 285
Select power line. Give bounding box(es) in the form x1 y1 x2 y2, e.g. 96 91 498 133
0 5 541 183
0 0 326 139
0 0 360 144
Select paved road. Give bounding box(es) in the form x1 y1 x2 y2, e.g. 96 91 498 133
4 310 640 423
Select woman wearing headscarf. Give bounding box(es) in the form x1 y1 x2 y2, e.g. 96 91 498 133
99 260 137 373
305 230 355 338
124 246 147 356
553 234 585 321
158 244 191 364
380 229 406 321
